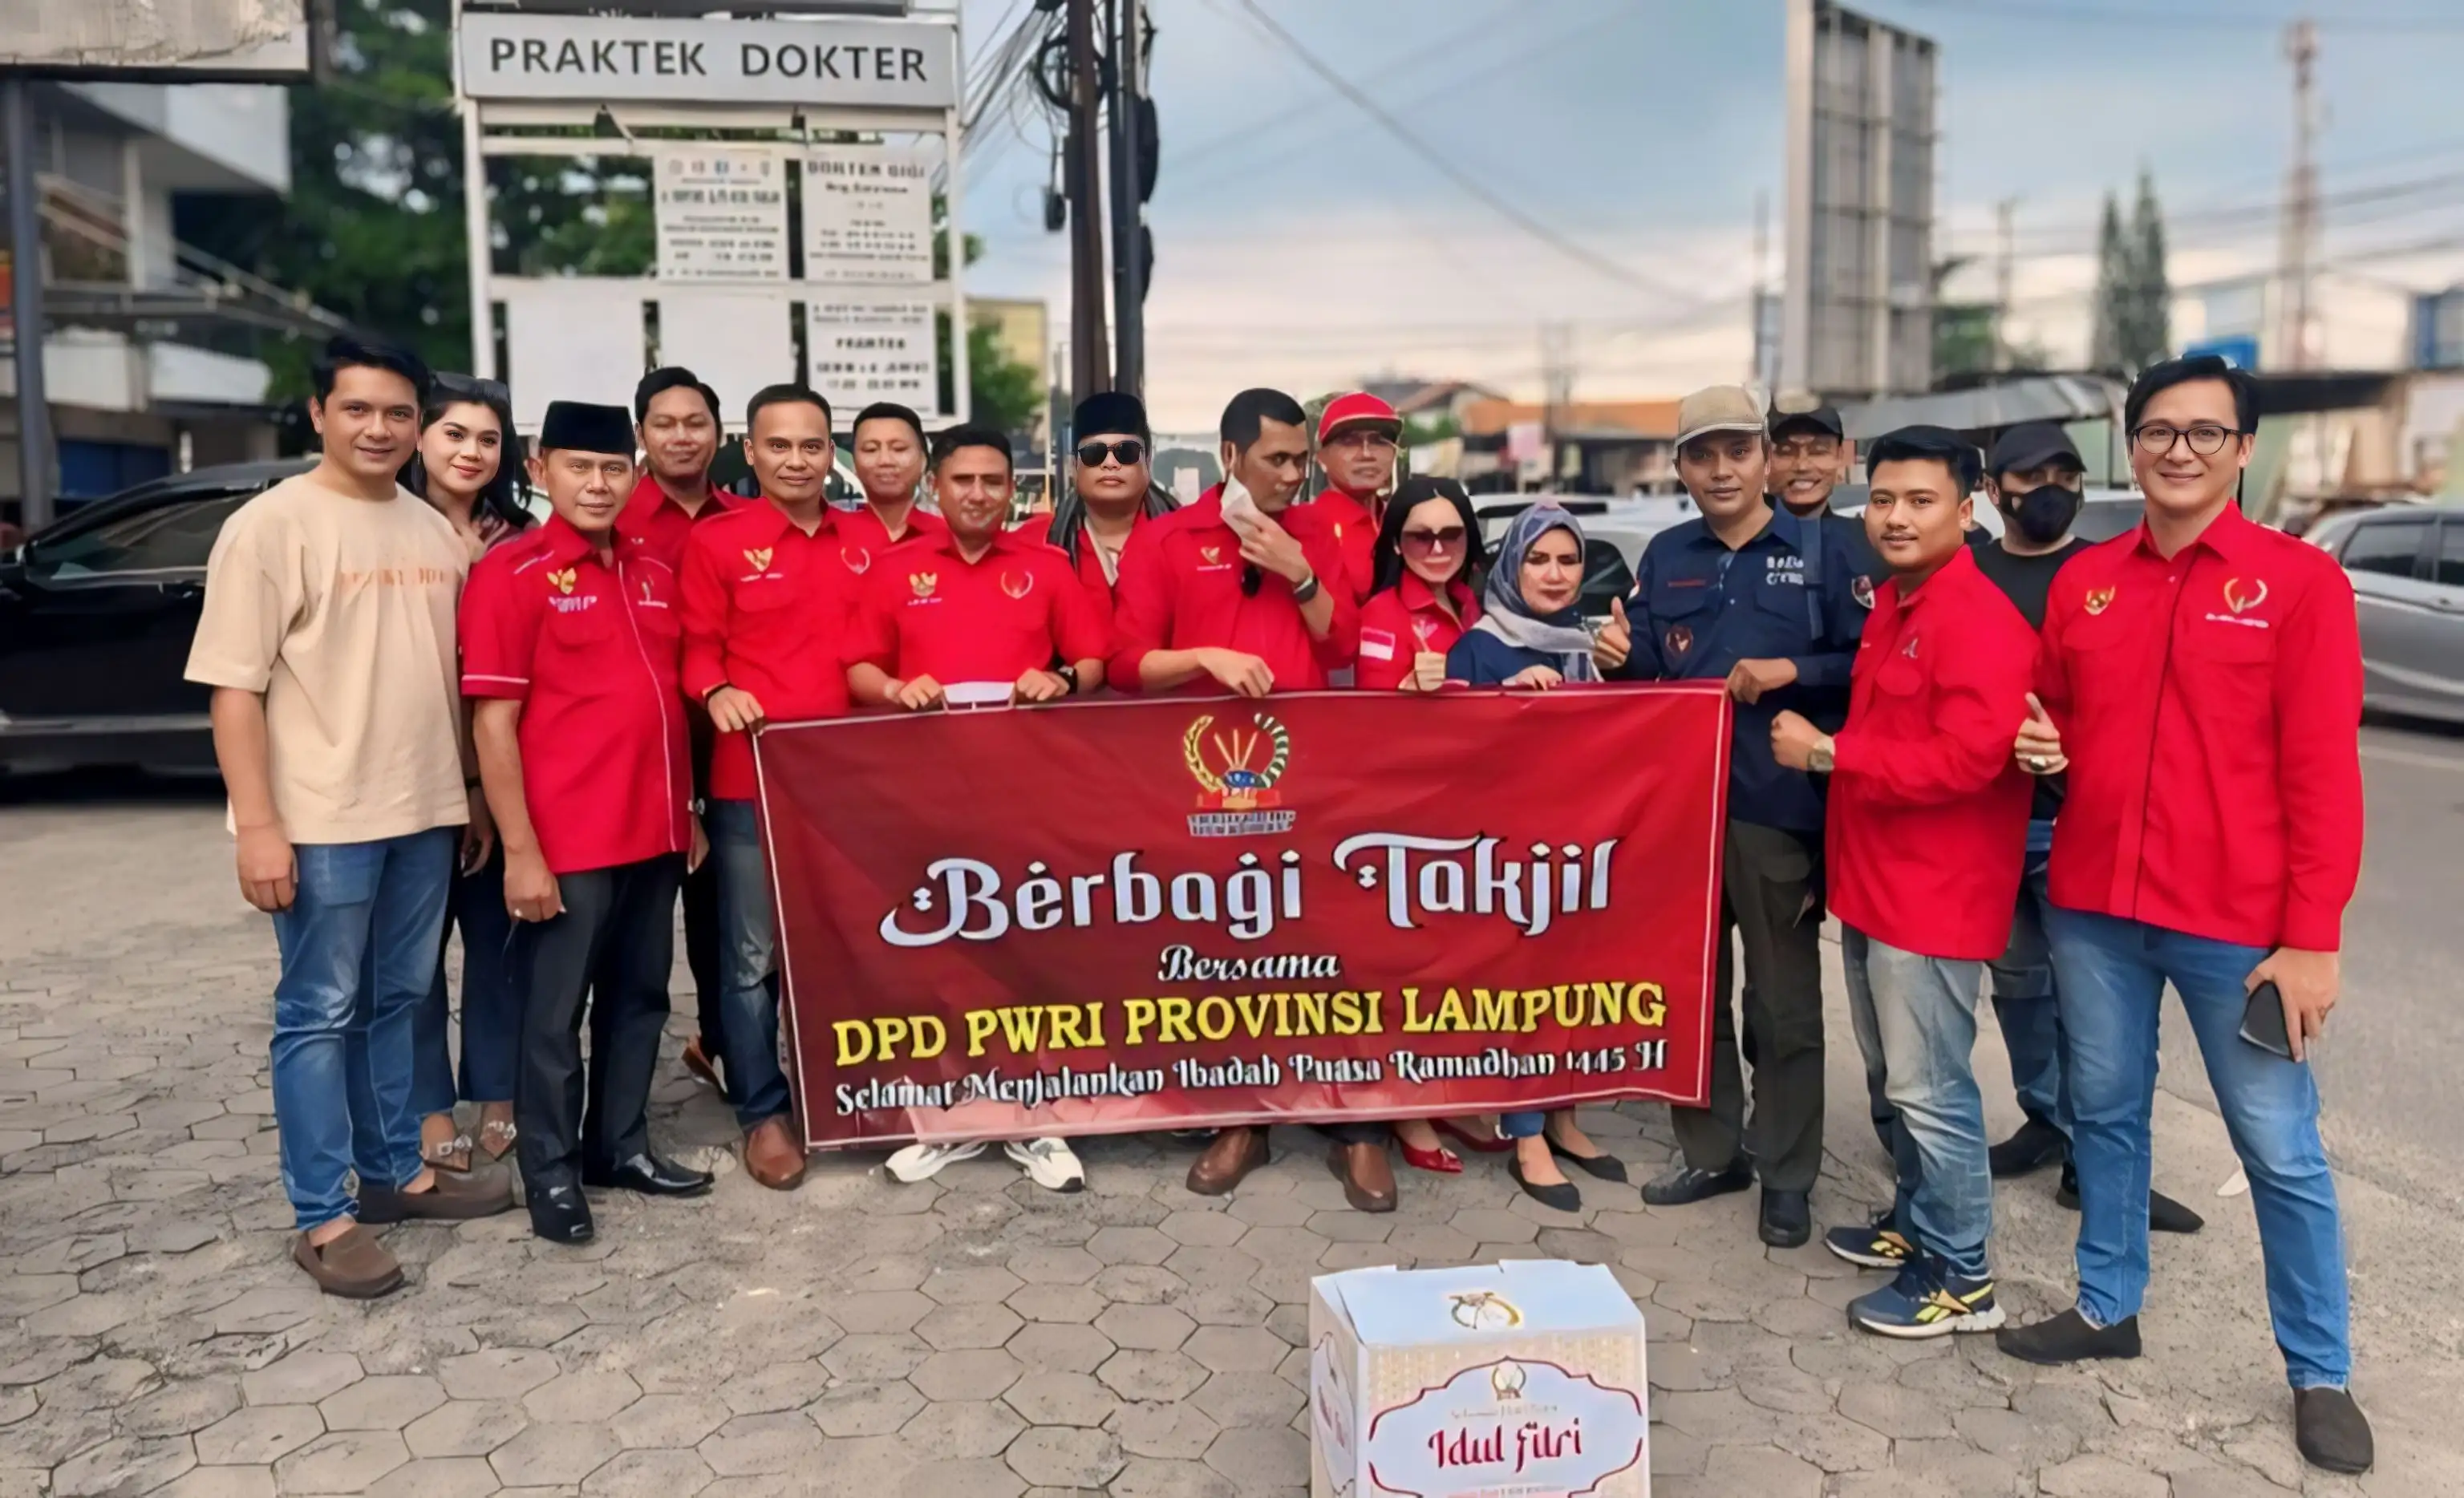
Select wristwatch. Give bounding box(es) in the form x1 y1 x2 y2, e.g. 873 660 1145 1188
1291 572 1322 605
1808 735 1837 775
1055 663 1080 694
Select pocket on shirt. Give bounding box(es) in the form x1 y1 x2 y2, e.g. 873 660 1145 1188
2176 621 2276 719
1874 658 1926 698
544 601 616 646
737 577 798 614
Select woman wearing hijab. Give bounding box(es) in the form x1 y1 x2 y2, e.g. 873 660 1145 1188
1445 504 1629 1209
398 373 532 1172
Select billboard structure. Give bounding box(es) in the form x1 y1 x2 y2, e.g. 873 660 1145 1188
0 0 317 80
1780 0 1938 400
452 1 967 430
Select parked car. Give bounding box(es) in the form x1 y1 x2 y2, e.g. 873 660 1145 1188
2303 503 2464 724
0 460 311 775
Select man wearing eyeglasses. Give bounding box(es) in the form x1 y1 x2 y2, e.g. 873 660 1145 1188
1109 387 1379 1209
1996 356 2372 1476
1018 391 1177 627
1299 391 1402 602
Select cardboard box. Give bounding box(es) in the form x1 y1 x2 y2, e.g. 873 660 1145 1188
1309 1261 1650 1498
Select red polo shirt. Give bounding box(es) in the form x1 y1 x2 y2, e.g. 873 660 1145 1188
1826 546 2040 961
1015 508 1154 638
1105 488 1360 694
1355 574 1481 691
835 500 945 574
1295 488 1377 603
459 516 692 877
848 530 1110 686
2036 504 2364 952
616 473 739 572
679 501 862 801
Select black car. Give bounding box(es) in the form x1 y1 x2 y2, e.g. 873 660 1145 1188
0 459 311 775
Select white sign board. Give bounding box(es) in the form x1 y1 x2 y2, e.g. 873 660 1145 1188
656 290 796 415
458 13 958 109
655 148 788 281
808 300 938 412
801 144 934 284
503 281 645 431
2 0 311 78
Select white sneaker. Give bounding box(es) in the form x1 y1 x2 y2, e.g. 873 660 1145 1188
885 1140 987 1184
1005 1137 1086 1192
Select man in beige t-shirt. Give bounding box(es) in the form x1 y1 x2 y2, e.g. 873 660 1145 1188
186 336 514 1299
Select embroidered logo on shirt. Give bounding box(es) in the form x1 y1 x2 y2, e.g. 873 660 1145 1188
546 568 578 596
910 571 938 599
1666 625 1694 656
1901 635 1921 659
743 547 773 573
1851 575 1875 610
1359 626 1396 662
2222 577 2269 613
1200 545 1222 565
842 545 872 575
1410 617 1437 648
999 569 1035 601
2083 586 2117 615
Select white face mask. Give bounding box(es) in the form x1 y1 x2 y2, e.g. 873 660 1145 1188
1218 464 1264 532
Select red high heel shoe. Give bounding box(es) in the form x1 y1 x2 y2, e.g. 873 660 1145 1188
1397 1139 1462 1174
1435 1119 1512 1154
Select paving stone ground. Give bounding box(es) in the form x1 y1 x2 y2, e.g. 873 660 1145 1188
4 796 2461 1496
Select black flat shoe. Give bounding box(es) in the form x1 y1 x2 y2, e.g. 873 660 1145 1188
1545 1137 1629 1184
2294 1387 2373 1474
1757 1187 1811 1248
1994 1308 2139 1366
1988 1116 2066 1178
1641 1161 1753 1207
2055 1166 2205 1233
1508 1157 1582 1213
526 1182 595 1245
584 1152 715 1197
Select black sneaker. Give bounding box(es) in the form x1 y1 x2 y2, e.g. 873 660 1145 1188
1988 1117 2066 1178
1993 1308 2141 1365
1824 1213 1915 1270
1757 1188 1810 1248
2056 1166 2206 1233
1641 1161 1753 1207
2294 1387 2373 1475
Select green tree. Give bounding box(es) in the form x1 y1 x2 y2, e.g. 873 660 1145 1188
2089 192 2130 372
2124 168 2171 370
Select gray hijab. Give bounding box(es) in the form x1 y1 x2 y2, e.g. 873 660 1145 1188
1469 504 1599 682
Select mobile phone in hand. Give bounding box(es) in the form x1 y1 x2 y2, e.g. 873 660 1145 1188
2239 980 2296 1060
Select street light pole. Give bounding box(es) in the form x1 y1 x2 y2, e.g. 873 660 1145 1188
1064 0 1111 407
5 75 53 534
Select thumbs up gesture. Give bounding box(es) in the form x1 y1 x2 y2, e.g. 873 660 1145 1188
2015 692 2067 775
1592 596 1632 674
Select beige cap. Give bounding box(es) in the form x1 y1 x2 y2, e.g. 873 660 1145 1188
1676 385 1768 447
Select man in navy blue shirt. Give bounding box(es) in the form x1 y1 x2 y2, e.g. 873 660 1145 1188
1595 384 1866 1247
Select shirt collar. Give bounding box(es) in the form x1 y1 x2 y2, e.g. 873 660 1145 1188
735 498 838 545
2130 499 2257 564
1891 542 1976 616
1397 569 1473 614
624 472 715 523
920 527 1017 564
537 513 613 569
1682 501 1793 554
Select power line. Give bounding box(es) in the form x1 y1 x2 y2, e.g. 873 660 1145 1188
1222 0 1701 306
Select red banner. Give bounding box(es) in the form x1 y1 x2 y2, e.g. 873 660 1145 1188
756 685 1732 1148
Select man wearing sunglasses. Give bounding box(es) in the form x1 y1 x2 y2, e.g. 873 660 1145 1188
1299 391 1402 602
1018 391 1177 628
1997 356 2371 1476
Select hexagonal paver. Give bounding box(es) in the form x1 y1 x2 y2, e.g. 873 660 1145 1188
1181 1325 1287 1375
195 1404 325 1466
488 1421 622 1488
917 1302 1023 1351
211 1287 321 1336
1096 1350 1207 1403
1005 1426 1125 1488
1006 1245 1101 1285
321 1375 448 1432
1093 1302 1196 1352
612 1392 731 1450
698 1411 825 1476
1156 1211 1247 1248
833 1289 936 1334
26 1293 136 1338
1084 1226 1175 1265
240 1353 364 1408
365 1455 500 1498
1189 1371 1303 1431
525 1369 642 1424
809 1379 925 1438
901 1399 1026 1460
1177 1284 1274 1327
438 1348 561 1402
404 1399 529 1459
120 1378 244 1437
1002 1371 1118 1428
822 1333 932 1382
1007 1322 1116 1375
910 1349 1024 1402
920 1265 1024 1306
1203 1424 1307 1489
903 1456 1023 1498
274 1430 411 1494
50 1435 196 1496
582 1447 717 1496
1006 1282 1106 1324
1108 1401 1219 1461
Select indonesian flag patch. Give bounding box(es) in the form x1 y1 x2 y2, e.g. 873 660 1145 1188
1359 626 1397 662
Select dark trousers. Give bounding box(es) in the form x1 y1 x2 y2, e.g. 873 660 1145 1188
1317 1122 1389 1146
1672 821 1826 1192
683 715 725 1047
512 855 684 1188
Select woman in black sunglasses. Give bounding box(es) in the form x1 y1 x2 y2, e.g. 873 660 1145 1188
1356 476 1488 694
397 373 532 1172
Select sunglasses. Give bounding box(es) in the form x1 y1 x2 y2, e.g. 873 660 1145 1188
1400 524 1466 557
433 372 509 403
1076 439 1146 467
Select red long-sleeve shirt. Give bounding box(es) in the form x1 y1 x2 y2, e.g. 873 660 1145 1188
679 502 861 802
1104 488 1359 694
1354 574 1480 692
1826 546 2040 961
1292 487 1376 603
2036 504 2365 951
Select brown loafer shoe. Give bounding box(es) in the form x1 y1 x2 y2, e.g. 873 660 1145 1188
359 1164 516 1224
744 1116 807 1191
1185 1127 1270 1196
1328 1140 1397 1213
682 1036 723 1091
293 1224 403 1299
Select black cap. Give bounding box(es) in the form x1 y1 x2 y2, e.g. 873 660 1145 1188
1768 389 1844 441
1073 391 1150 441
539 401 636 456
1987 422 2085 477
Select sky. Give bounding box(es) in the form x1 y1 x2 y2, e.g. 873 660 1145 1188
945 0 2464 430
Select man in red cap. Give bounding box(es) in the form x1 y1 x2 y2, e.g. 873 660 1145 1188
1300 391 1403 602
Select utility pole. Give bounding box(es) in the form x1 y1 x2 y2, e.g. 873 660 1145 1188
1105 0 1146 398
1539 321 1574 488
1993 196 2016 373
5 78 52 533
2281 18 2319 372
1064 0 1112 406
1749 192 1769 386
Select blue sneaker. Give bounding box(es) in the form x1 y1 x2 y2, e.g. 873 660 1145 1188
1849 1256 2004 1339
1823 1214 1915 1271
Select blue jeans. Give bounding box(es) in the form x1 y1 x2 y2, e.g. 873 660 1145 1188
413 851 525 1111
708 799 791 1131
269 829 456 1230
1988 847 2069 1136
1499 1111 1547 1139
1843 926 1992 1280
2046 906 2350 1388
